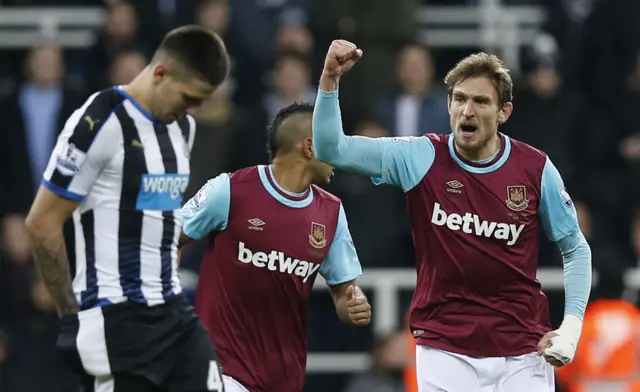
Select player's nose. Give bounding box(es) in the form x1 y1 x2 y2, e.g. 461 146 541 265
461 102 476 117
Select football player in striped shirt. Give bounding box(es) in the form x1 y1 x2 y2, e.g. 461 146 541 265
26 25 230 392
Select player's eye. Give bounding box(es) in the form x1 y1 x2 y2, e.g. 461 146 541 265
183 95 203 107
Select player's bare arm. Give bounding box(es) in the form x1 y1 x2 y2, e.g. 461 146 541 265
329 280 371 326
25 186 79 316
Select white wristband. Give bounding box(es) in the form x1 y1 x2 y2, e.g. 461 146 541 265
557 314 583 344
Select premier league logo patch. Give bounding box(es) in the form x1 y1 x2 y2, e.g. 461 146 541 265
559 187 574 208
309 222 327 249
193 186 207 209
506 185 529 212
55 143 87 176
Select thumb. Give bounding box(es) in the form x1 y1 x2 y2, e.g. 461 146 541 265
346 285 355 301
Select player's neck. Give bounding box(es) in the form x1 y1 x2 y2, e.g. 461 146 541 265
455 133 501 162
122 71 154 118
269 161 311 194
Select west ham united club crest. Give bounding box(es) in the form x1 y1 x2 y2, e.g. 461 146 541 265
506 186 529 212
309 222 327 249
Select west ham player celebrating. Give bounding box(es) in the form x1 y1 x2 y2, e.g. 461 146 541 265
180 103 371 392
312 40 592 392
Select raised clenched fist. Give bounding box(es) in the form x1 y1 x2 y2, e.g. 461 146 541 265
322 40 363 78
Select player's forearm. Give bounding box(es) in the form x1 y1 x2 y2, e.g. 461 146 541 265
558 231 592 321
312 87 385 177
26 224 77 316
319 72 340 93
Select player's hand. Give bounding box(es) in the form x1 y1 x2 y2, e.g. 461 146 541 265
537 330 577 367
322 40 363 79
346 285 371 326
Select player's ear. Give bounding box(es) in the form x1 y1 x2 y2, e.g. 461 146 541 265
152 64 170 85
498 102 513 124
303 137 314 159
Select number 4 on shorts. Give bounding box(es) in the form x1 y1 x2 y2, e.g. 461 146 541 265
207 360 223 391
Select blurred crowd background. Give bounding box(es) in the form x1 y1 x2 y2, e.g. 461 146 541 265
0 0 639 391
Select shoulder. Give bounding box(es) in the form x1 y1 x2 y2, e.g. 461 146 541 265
63 88 126 137
507 135 547 172
310 185 341 205
229 166 260 182
508 136 547 160
80 88 127 119
423 133 448 145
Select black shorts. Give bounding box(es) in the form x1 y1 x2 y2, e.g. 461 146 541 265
57 294 224 392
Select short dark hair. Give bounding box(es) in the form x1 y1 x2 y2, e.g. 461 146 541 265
154 25 229 87
266 102 314 161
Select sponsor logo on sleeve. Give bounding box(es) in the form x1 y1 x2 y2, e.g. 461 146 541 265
55 143 87 176
193 186 208 209
392 136 412 143
559 187 574 208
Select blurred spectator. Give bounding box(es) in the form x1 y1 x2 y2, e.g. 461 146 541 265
277 24 315 56
263 50 316 123
2 0 102 4
0 45 83 264
375 44 449 137
196 0 230 35
502 37 630 269
504 35 584 185
194 0 238 100
0 1 637 390
186 81 268 199
108 50 148 86
618 52 640 196
543 0 597 92
225 0 311 106
85 1 150 91
556 271 640 392
0 45 83 366
343 332 407 392
1 274 80 392
308 0 417 123
580 0 640 106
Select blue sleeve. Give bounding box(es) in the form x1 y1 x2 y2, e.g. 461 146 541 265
312 89 435 192
538 157 592 320
181 173 231 240
538 157 580 241
557 232 592 321
319 203 363 285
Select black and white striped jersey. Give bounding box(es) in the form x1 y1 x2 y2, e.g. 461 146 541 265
42 86 195 310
